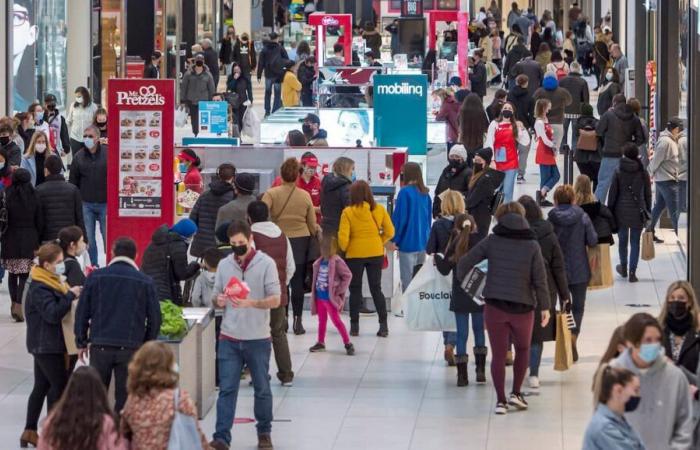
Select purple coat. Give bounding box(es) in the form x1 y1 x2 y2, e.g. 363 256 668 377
310 255 352 314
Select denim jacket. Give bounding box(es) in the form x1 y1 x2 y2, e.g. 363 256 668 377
582 404 646 450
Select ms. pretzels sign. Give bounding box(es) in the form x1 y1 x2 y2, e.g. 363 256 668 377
116 85 167 106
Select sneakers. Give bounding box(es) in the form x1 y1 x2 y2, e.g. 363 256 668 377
309 342 326 353
629 271 639 283
508 392 529 410
258 433 274 449
517 175 526 184
616 264 628 278
280 379 293 387
528 376 540 389
495 402 509 415
345 343 355 355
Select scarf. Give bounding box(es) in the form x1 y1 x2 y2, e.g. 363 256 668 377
666 313 693 337
30 265 68 294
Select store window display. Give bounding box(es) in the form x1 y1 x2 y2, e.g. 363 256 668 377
12 0 38 112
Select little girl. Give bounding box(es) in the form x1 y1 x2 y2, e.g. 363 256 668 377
309 237 354 355
534 98 560 207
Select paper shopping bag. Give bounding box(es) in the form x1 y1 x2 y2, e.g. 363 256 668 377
588 244 613 290
641 231 656 261
554 312 573 371
404 256 456 332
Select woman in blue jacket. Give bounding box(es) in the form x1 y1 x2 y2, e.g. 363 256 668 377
391 162 432 293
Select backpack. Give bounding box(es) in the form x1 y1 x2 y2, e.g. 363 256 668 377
554 63 567 80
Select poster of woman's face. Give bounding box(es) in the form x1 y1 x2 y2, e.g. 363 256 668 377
13 0 37 112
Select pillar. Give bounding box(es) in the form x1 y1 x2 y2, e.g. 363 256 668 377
232 0 252 37
687 5 700 289
632 0 647 102
1 0 7 115
656 0 679 127
67 0 92 94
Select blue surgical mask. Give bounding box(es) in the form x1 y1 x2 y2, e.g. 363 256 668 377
179 163 188 173
639 342 662 363
83 137 95 149
351 171 357 182
55 262 66 276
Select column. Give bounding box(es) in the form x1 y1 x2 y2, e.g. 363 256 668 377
67 0 92 95
656 0 679 127
0 0 7 115
687 5 700 290
632 0 647 102
232 0 252 37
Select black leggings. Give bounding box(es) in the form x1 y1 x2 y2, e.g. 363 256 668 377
346 256 387 323
8 272 29 305
289 236 311 317
25 354 68 430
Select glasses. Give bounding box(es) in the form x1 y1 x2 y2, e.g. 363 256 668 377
13 10 29 27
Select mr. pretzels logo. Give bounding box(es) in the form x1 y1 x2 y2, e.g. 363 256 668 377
321 16 339 26
376 82 423 96
116 85 166 106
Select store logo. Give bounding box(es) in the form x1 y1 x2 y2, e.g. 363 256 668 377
321 16 339 26
376 82 423 96
418 292 450 301
116 85 166 106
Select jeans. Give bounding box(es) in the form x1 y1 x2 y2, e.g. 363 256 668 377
562 117 579 151
594 157 621 203
443 331 457 347
188 102 200 136
679 180 688 212
214 338 273 444
517 144 529 178
539 164 561 192
346 256 387 323
502 169 518 203
650 180 680 233
398 251 426 293
529 342 543 377
264 78 282 115
25 353 68 430
455 312 485 356
270 305 293 383
90 346 135 414
569 282 588 336
618 227 642 273
83 202 107 266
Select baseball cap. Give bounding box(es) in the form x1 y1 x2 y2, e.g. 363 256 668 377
301 154 319 167
667 117 685 131
300 113 320 125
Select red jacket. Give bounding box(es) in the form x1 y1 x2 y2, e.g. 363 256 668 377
435 96 461 143
184 167 203 194
310 255 352 313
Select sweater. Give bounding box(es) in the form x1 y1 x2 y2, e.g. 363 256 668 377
338 202 395 259
281 70 302 107
262 183 317 238
391 185 432 253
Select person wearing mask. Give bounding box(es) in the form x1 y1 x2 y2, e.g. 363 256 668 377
69 125 107 266
15 112 34 150
257 32 289 117
320 156 354 241
0 147 14 190
66 87 98 157
121 342 209 449
36 366 128 450
57 226 87 289
574 174 616 250
220 26 237 75
75 237 161 414
583 365 645 450
469 51 488 100
485 89 507 122
262 158 317 335
658 281 700 381
485 102 531 203
281 59 302 107
595 94 646 202
338 180 395 337
21 130 62 186
226 63 250 131
608 144 651 284
216 172 257 232
559 62 589 150
648 117 684 237
507 75 535 183
36 156 84 243
233 32 257 83
457 202 551 415
28 103 51 147
302 113 328 146
93 108 108 142
574 103 601 188
535 42 552 72
533 98 559 206
433 145 471 218
466 148 505 242
459 93 490 166
533 73 573 151
143 51 162 79
434 88 461 150
511 55 543 96
42 95 71 157
189 163 236 257
0 122 22 167
517 196 570 389
391 162 431 295
611 313 693 449
298 56 317 107
180 54 216 136
177 148 203 194
271 152 322 227
597 68 622 116
209 221 280 450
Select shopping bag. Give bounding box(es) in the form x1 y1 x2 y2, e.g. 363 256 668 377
168 389 204 450
641 231 655 261
460 260 488 306
175 106 188 128
486 61 501 82
554 312 574 371
587 244 613 290
404 256 456 332
241 107 261 143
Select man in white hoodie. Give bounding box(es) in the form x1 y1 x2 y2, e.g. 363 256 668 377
648 117 684 240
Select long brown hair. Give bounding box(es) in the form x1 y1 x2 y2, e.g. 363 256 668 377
459 93 488 149
592 364 636 407
43 366 117 450
127 341 178 397
499 101 519 139
658 280 700 332
401 162 429 194
574 175 596 205
349 180 376 210
599 325 626 366
448 214 477 263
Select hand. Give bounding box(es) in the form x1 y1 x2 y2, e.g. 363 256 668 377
541 309 551 328
78 347 89 363
69 286 82 297
216 294 229 308
386 242 398 252
232 297 254 308
690 384 698 399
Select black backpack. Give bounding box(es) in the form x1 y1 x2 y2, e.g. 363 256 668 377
267 48 286 80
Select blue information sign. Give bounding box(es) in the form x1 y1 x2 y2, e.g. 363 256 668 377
198 101 229 135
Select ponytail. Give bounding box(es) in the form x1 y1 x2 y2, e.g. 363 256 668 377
591 363 636 410
449 214 476 263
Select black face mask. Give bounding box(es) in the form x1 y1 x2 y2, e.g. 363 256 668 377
196 60 204 67
669 301 689 319
302 123 313 135
0 136 10 147
231 244 248 257
624 396 641 412
449 159 463 169
666 305 693 336
473 162 484 172
501 110 513 119
96 121 107 127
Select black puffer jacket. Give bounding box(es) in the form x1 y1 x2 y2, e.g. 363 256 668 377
435 230 483 314
580 201 616 245
141 225 200 305
1 184 42 260
36 174 85 242
596 103 646 158
507 85 535 128
426 217 454 255
25 280 76 354
596 81 622 116
320 173 351 234
574 115 601 164
530 219 569 343
433 163 471 218
190 180 235 257
465 168 505 241
607 156 652 229
456 213 550 310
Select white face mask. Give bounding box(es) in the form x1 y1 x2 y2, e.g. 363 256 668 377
75 96 83 104
204 271 216 283
35 143 47 153
55 262 66 276
606 73 613 81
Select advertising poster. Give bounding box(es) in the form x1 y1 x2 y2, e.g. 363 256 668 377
319 109 374 147
12 0 37 112
198 101 229 135
373 74 428 155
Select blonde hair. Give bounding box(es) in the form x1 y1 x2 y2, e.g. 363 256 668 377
574 175 596 205
659 280 700 332
332 156 354 178
25 130 49 157
494 201 525 220
439 190 466 217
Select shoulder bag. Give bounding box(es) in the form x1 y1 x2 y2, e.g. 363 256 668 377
576 128 598 151
167 389 203 450
370 209 390 270
627 172 651 228
271 186 296 223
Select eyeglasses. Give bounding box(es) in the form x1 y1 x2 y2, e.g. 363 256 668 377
13 10 30 27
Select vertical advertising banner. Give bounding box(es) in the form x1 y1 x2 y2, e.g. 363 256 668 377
12 0 37 112
373 74 428 155
107 79 175 261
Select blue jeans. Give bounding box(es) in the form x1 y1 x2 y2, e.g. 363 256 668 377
618 227 642 272
650 180 680 233
83 202 107 266
443 331 457 346
398 251 425 293
679 180 687 212
214 338 273 444
502 169 518 203
529 342 543 377
264 78 282 115
539 164 561 192
455 312 485 356
594 157 620 203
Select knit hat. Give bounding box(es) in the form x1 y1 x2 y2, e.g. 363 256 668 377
448 76 463 88
542 73 558 90
581 103 594 116
448 144 468 161
171 218 198 238
234 172 256 194
475 147 493 165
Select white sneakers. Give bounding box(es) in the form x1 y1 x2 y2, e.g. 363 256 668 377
528 376 540 389
508 393 529 410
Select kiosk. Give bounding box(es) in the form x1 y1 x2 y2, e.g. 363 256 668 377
425 10 469 83
308 13 353 66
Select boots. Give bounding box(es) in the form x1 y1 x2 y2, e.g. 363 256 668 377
11 303 24 323
376 320 388 337
571 334 579 363
629 271 639 283
292 316 305 335
444 344 456 366
20 429 38 448
350 321 359 337
474 346 488 383
616 264 628 278
456 355 469 386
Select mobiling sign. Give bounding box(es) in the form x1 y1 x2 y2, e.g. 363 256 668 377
373 74 428 155
376 82 424 96
116 85 166 106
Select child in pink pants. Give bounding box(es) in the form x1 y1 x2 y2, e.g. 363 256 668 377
309 237 355 355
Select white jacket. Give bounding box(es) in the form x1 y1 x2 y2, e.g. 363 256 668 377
66 103 98 141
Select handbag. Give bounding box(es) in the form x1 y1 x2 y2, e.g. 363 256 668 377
576 128 598 151
489 187 504 213
370 211 389 270
167 389 204 450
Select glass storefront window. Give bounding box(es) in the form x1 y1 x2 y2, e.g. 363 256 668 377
197 0 214 43
36 0 68 109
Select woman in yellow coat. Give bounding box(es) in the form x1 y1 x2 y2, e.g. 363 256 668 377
338 180 395 337
281 60 302 107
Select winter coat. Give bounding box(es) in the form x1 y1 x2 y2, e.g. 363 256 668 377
435 231 483 314
649 130 682 182
36 174 85 243
511 58 543 96
548 205 598 285
219 36 235 64
68 144 108 203
252 221 295 307
533 87 573 124
307 129 329 147
392 185 432 253
596 103 646 158
504 44 531 80
433 163 471 218
66 102 98 142
189 180 235 257
1 141 21 167
574 115 602 164
456 213 550 310
25 280 75 354
530 218 569 343
1 186 42 260
203 46 220 84
338 202 394 259
507 85 535 128
310 255 352 313
226 75 250 105
426 217 454 255
140 225 200 304
320 173 352 234
465 168 505 241
298 63 316 98
435 96 461 143
596 81 622 116
558 73 589 116
216 193 256 235
233 39 257 76
607 157 652 229
143 62 159 79
21 150 62 186
281 70 302 107
580 202 616 245
180 68 215 104
261 183 317 238
257 41 289 81
662 327 700 381
469 61 488 97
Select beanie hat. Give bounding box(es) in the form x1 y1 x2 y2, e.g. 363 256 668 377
475 147 493 165
581 103 594 116
448 144 468 161
542 73 558 91
234 172 256 194
171 218 198 238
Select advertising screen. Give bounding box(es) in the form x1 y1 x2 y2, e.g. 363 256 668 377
12 0 37 112
319 109 374 147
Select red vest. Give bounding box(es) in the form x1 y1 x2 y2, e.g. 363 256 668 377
493 122 519 171
535 121 556 166
253 231 289 306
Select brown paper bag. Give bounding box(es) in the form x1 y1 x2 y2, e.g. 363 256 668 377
588 244 613 290
641 231 655 261
61 300 78 356
554 312 573 371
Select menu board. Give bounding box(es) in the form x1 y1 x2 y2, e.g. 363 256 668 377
118 110 163 217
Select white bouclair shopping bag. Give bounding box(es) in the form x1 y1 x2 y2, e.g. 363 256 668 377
403 256 456 332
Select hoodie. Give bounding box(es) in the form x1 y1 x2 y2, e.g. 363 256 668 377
320 173 352 233
611 348 693 450
548 205 598 285
596 103 646 158
607 157 652 229
649 130 681 182
190 179 235 257
507 85 535 128
308 129 329 146
392 185 432 253
533 80 573 124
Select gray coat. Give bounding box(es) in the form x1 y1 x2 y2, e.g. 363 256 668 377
180 68 215 104
548 205 598 285
649 130 681 182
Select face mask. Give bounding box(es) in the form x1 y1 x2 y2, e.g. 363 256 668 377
35 113 44 123
76 241 87 256
75 96 83 104
502 110 514 119
473 162 484 172
302 123 313 135
624 395 641 412
233 73 240 79
35 144 47 153
172 362 180 374
46 103 56 110
83 137 95 149
96 120 107 127
0 136 9 146
351 171 357 182
668 301 688 319
449 159 463 168
606 73 613 81
639 342 662 364
196 60 204 67
0 163 5 170
231 244 248 257
55 262 66 276
179 163 188 173
204 271 216 283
